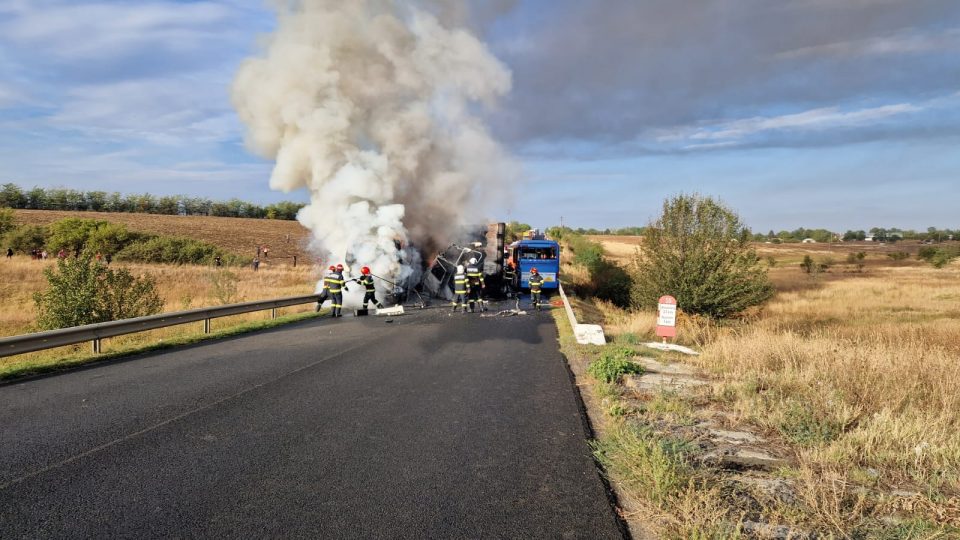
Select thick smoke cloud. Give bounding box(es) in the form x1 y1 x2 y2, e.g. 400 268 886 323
232 0 516 292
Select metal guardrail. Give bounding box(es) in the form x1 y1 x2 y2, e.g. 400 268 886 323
0 294 322 358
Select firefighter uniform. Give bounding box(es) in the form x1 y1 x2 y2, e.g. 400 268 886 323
452 269 469 312
325 270 346 317
316 266 334 312
358 274 384 310
466 263 484 312
529 271 545 311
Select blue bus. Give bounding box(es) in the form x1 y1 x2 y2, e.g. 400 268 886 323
507 237 560 291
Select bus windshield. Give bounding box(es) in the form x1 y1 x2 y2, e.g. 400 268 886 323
519 246 557 260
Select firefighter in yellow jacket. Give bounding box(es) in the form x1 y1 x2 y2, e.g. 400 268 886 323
451 265 469 313
325 263 346 317
465 257 484 313
316 265 335 312
353 266 384 310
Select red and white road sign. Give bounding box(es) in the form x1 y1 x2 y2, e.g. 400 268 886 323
656 295 677 339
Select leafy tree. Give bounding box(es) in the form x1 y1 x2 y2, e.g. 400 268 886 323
157 196 180 215
800 255 815 274
631 195 773 318
26 187 47 209
105 192 124 212
34 253 163 330
0 183 25 208
85 191 108 211
505 221 533 242
47 218 106 256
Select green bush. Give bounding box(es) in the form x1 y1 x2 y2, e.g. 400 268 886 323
4 225 49 254
631 194 773 318
564 233 632 307
47 218 105 257
33 253 164 330
207 269 240 305
588 346 644 383
0 207 15 236
917 247 938 262
930 249 959 269
86 222 143 256
114 236 241 266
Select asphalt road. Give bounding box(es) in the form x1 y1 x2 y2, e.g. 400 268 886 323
0 303 625 539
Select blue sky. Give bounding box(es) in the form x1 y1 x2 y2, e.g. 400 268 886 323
0 0 958 231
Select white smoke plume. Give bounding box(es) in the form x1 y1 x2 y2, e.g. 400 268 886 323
232 0 516 299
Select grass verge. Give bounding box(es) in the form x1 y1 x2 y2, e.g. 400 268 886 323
551 270 960 537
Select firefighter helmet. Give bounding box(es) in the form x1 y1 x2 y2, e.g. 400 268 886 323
361 266 370 275
469 257 477 265
531 267 539 274
328 265 336 271
457 264 465 273
336 263 344 271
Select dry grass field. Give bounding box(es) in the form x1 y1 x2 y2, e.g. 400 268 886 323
0 256 320 337
13 209 312 262
0 254 323 378
566 236 960 536
1 210 326 378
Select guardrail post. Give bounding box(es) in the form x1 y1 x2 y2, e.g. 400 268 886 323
271 308 277 320
203 319 211 334
92 338 102 354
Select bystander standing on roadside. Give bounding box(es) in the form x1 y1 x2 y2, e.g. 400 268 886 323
57 249 66 259
41 250 48 260
252 257 260 272
6 247 12 259
214 255 222 267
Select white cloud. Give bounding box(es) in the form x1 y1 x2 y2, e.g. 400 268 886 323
778 28 960 60
653 101 933 148
0 1 234 60
692 104 920 141
48 72 239 144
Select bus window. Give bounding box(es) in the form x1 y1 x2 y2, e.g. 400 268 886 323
519 246 557 260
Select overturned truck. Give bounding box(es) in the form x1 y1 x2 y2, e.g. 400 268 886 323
418 223 507 303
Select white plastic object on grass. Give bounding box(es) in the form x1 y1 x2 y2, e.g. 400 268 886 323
644 342 700 356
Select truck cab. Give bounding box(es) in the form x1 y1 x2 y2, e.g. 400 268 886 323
507 237 560 292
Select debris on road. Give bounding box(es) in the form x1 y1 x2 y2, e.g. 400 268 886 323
376 305 405 317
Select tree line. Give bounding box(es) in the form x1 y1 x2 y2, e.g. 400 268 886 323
0 183 305 220
754 227 958 243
